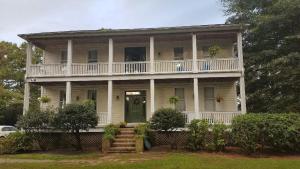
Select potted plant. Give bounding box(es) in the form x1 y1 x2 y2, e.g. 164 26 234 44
102 124 119 153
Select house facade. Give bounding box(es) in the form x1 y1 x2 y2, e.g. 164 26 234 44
20 24 246 126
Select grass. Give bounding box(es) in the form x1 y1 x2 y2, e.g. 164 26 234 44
0 151 299 169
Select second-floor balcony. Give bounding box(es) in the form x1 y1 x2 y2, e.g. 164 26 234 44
28 58 240 77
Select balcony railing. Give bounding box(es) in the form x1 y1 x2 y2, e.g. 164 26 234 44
97 112 108 125
27 58 240 77
182 111 241 125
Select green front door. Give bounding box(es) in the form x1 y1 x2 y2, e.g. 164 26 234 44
125 91 146 123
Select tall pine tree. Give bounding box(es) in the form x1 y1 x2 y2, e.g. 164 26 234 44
221 0 300 112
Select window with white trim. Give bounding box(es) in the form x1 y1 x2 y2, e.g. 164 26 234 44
87 89 97 111
88 50 98 63
59 90 66 108
60 50 67 64
204 87 216 111
175 88 186 111
174 47 184 60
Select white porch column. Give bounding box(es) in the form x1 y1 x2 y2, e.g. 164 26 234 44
240 77 247 114
107 80 113 123
150 36 154 74
237 32 247 114
150 79 155 117
67 40 73 76
23 82 30 114
108 38 113 75
192 34 198 73
193 78 199 118
66 81 72 104
25 43 33 77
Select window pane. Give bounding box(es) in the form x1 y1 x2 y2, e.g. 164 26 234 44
174 47 184 60
59 90 66 108
61 51 67 64
204 87 215 111
88 50 98 63
175 88 185 111
87 90 97 110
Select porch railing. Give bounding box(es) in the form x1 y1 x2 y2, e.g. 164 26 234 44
72 63 108 76
29 64 67 77
197 58 239 72
97 112 108 125
112 61 150 74
182 111 241 125
27 58 240 77
154 60 193 73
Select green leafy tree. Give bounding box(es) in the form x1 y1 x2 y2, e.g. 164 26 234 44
221 0 300 112
53 102 98 151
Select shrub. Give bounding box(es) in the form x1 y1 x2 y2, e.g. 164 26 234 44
53 102 98 151
232 113 300 154
0 132 33 154
103 124 119 140
17 109 54 150
135 123 149 138
150 108 185 149
187 119 209 151
210 123 227 151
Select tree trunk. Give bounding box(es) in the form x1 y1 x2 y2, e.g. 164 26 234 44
74 129 82 151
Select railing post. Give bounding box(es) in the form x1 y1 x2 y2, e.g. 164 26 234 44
193 78 199 118
108 38 113 75
192 34 198 73
150 36 154 74
26 43 33 78
66 81 72 104
23 82 30 115
237 32 247 114
150 79 155 118
67 40 73 76
107 80 113 123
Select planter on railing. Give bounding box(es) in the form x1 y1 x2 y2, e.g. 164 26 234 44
72 63 108 76
154 60 193 73
112 61 150 74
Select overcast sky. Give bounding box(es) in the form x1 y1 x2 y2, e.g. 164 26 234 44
0 0 226 44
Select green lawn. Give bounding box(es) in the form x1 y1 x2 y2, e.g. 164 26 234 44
0 152 299 169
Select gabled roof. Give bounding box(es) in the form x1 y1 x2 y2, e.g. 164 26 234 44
18 24 244 41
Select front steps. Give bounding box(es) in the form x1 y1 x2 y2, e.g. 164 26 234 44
108 127 136 153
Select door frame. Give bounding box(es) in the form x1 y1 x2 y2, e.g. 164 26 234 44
124 90 147 123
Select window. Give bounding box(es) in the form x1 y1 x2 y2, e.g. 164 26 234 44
175 88 186 111
202 46 209 58
174 47 184 60
60 50 67 64
204 87 216 111
88 50 98 63
59 90 66 108
87 90 97 110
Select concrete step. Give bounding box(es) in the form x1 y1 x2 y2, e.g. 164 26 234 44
112 142 136 147
119 127 135 131
119 130 135 134
114 138 135 143
109 147 135 152
116 134 135 138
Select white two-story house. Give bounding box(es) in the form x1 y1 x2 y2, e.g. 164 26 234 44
19 24 246 126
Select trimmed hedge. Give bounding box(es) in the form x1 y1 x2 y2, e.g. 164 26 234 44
232 113 300 154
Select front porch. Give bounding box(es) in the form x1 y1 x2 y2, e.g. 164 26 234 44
38 78 242 126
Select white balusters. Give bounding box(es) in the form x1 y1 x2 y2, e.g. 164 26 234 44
183 111 241 125
72 63 108 76
112 61 150 74
154 60 193 73
97 112 108 125
197 58 239 72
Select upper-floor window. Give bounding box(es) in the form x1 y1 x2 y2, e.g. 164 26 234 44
202 46 210 58
175 88 186 111
174 47 184 60
61 50 67 64
204 87 216 111
88 50 98 63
